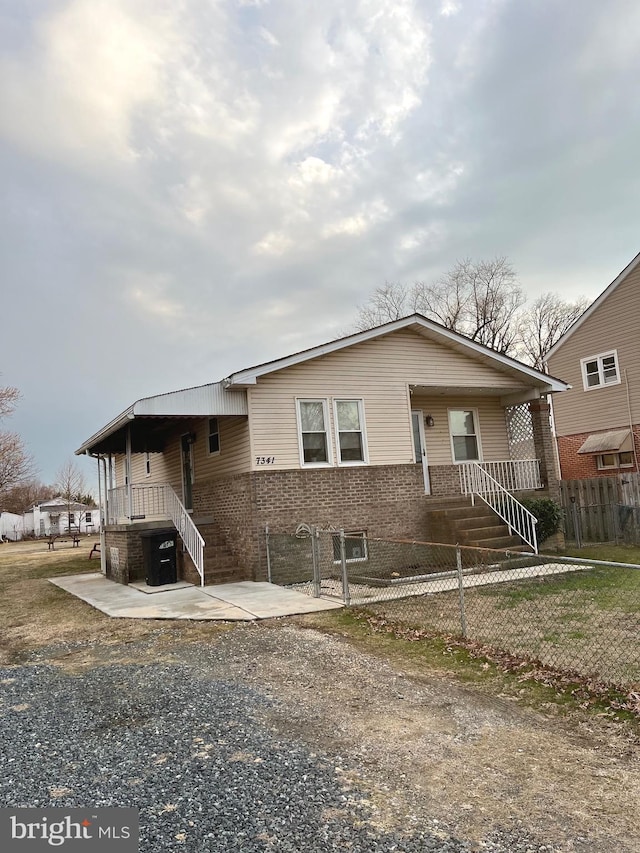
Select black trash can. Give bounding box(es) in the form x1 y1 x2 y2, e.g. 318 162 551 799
141 529 178 586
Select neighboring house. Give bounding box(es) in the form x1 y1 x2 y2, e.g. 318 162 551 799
22 498 99 537
76 314 569 587
0 511 24 541
546 251 640 480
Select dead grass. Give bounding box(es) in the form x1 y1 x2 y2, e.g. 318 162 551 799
0 538 229 666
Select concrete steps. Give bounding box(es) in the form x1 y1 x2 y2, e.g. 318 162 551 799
427 498 531 551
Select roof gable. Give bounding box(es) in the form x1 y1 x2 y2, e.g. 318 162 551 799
546 251 640 360
224 314 568 393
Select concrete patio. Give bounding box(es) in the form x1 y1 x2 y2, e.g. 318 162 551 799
49 573 344 621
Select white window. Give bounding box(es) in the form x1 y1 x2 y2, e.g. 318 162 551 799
332 531 368 563
449 409 481 462
581 351 620 390
85 511 92 523
333 399 367 464
597 451 634 470
208 418 220 455
297 400 331 465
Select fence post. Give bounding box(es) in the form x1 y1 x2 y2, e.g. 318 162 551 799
265 524 272 584
571 498 582 549
456 545 467 638
339 529 351 606
311 527 321 598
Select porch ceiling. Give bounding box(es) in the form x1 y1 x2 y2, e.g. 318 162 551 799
409 383 532 400
81 417 180 455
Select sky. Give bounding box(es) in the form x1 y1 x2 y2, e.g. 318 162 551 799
1 0 640 489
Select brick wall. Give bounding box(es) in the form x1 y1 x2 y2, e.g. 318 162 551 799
193 464 433 581
104 521 182 585
557 425 640 480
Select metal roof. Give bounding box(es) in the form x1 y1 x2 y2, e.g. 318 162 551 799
76 381 247 456
577 429 632 455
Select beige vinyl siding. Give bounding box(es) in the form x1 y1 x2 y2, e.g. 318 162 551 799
192 416 251 480
410 394 510 465
249 329 525 469
548 263 640 436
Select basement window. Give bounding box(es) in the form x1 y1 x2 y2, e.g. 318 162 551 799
332 531 368 563
597 451 634 470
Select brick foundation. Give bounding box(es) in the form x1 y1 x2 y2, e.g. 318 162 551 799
557 425 640 480
104 521 183 585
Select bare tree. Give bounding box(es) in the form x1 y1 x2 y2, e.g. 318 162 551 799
413 257 526 354
0 382 35 497
352 258 591 366
353 281 414 330
55 460 87 532
0 479 57 514
517 293 589 370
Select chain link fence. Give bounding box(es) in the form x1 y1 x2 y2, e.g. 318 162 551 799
266 527 640 687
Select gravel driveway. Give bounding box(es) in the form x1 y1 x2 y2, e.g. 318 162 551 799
1 621 638 853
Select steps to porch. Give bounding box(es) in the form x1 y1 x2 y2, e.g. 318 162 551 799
180 520 248 586
427 498 532 551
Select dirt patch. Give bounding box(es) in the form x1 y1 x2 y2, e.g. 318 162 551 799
209 622 639 852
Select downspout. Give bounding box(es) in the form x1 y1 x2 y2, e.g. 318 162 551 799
624 369 638 471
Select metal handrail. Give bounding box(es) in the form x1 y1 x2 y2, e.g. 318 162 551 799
164 485 205 587
459 462 538 553
107 483 205 586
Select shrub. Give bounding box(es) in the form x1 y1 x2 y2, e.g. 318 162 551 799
521 498 563 543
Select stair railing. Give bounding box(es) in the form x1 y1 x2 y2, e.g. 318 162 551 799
164 485 205 586
459 462 538 553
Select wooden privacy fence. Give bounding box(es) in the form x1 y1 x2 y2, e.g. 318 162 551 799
561 473 640 543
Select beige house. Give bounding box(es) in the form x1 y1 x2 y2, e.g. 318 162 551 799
76 315 568 586
546 251 640 480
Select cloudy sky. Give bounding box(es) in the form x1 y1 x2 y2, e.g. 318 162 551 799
1 0 639 486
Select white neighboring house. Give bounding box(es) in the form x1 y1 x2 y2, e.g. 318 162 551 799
0 511 24 541
22 498 100 537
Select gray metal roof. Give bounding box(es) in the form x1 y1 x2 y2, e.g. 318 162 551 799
76 381 247 456
577 429 632 455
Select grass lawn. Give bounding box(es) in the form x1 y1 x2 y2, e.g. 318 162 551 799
364 548 640 687
0 538 225 665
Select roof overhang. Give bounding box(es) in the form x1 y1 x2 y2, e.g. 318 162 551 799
76 382 247 456
577 429 633 455
223 314 569 395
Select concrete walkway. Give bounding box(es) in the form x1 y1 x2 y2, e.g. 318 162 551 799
49 573 344 621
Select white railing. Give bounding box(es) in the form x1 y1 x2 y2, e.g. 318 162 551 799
107 483 205 586
108 484 169 523
464 459 542 491
459 462 538 553
164 487 205 587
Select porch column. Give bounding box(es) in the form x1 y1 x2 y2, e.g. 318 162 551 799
126 425 133 519
529 398 560 500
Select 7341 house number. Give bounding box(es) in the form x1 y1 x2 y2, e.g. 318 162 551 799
256 456 276 465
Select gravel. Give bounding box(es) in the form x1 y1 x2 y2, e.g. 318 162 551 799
0 624 597 852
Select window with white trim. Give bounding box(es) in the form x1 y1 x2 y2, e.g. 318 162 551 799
297 400 331 465
597 451 634 470
581 351 620 390
334 399 367 464
332 531 368 563
448 409 481 462
208 417 220 455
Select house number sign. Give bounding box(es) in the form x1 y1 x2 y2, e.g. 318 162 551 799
255 456 276 465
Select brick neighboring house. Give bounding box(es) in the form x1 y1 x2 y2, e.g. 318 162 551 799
546 251 640 480
76 314 569 586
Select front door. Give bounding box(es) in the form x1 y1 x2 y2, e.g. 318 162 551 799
412 410 431 494
180 434 194 510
